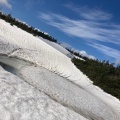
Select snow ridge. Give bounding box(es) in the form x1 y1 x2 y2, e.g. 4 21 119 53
0 19 91 87
0 19 120 120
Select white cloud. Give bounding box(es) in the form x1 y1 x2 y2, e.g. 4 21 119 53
72 49 96 60
79 50 96 60
88 43 120 64
64 3 112 21
80 10 112 21
38 12 120 45
25 0 44 10
0 0 12 9
60 42 96 59
38 5 120 63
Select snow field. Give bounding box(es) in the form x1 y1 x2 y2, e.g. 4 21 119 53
0 56 119 120
0 19 91 87
39 37 73 58
20 65 120 120
0 19 120 119
0 66 88 120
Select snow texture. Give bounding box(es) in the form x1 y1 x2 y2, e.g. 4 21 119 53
0 56 118 120
0 66 87 120
0 19 120 120
74 55 85 61
39 36 73 58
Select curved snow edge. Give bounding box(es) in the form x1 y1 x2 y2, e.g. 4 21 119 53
0 19 120 118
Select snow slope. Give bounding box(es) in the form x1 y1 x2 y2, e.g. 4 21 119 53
0 19 120 120
39 37 73 58
0 19 90 86
0 66 87 120
39 37 84 60
0 55 118 120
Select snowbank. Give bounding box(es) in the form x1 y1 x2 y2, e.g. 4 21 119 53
0 66 87 120
0 19 91 87
0 56 118 120
39 37 73 58
0 19 120 120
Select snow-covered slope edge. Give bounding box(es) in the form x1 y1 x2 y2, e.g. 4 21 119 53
38 37 84 60
38 36 73 58
0 55 118 120
0 19 90 86
0 19 120 119
0 66 88 120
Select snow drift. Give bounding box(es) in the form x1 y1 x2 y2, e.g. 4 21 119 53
0 66 88 120
39 37 73 58
0 19 120 120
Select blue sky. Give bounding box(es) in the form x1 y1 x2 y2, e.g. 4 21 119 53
0 0 120 64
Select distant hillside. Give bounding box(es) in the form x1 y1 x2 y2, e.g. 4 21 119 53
72 57 120 100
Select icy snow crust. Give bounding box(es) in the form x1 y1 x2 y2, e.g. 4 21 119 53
0 56 118 120
0 66 87 120
0 19 90 86
0 19 120 120
39 37 73 58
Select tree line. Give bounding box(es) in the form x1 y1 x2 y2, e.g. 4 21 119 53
67 48 120 99
0 11 57 43
72 57 120 100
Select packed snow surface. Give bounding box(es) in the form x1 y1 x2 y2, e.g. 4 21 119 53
0 19 120 120
0 66 87 120
39 37 73 58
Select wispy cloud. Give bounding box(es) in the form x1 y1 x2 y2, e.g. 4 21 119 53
38 11 120 45
25 0 34 10
64 3 112 21
0 0 12 9
25 0 44 10
38 4 120 63
79 9 112 21
88 43 120 64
